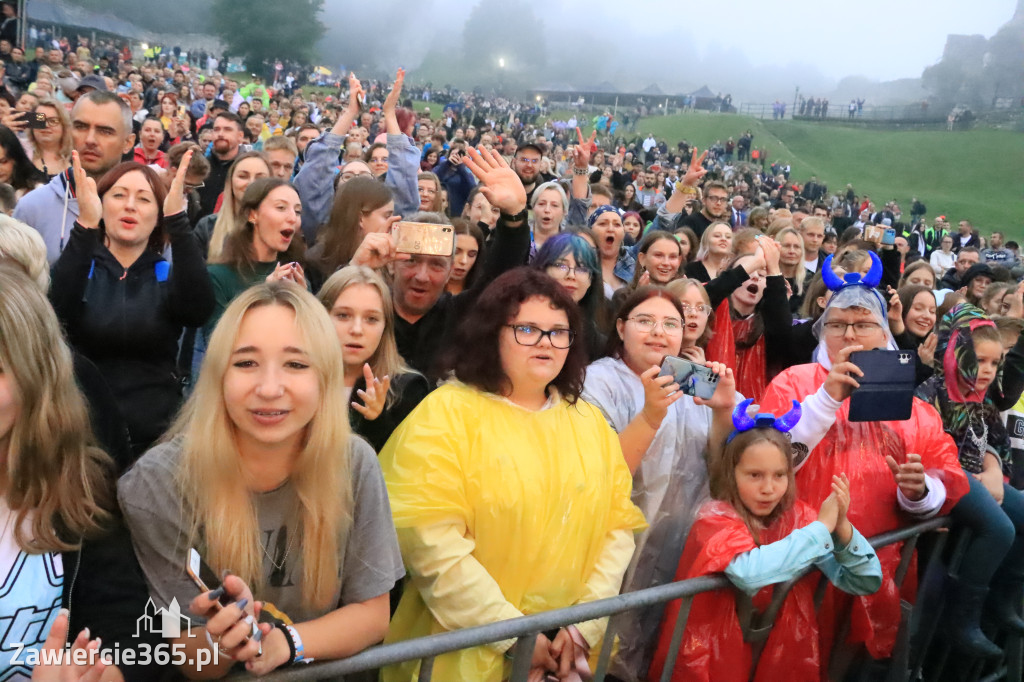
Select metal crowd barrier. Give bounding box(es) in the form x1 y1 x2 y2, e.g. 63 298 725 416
227 515 1022 682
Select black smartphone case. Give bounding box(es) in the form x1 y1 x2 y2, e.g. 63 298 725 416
848 349 917 422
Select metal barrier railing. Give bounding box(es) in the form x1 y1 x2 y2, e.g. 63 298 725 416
225 515 1019 682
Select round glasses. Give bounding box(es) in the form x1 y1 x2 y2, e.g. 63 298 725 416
627 315 683 334
547 262 592 280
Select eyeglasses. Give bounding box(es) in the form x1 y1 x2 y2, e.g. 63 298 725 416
517 158 541 166
705 195 729 203
548 262 592 280
680 303 712 317
822 321 882 337
43 117 60 127
507 324 575 349
627 315 683 334
184 181 205 191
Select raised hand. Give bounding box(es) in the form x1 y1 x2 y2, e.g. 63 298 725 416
462 146 527 216
680 147 709 187
639 365 681 430
572 127 596 169
352 362 391 421
164 149 193 217
817 492 839 534
346 72 364 112
886 453 926 501
831 473 852 546
758 235 781 275
886 286 904 335
71 151 101 229
823 344 864 402
349 231 410 269
694 361 736 410
383 68 404 118
918 332 938 368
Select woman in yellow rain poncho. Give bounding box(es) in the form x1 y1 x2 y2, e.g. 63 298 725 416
380 268 647 681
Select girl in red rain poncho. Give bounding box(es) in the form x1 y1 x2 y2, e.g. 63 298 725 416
757 252 969 672
650 400 882 682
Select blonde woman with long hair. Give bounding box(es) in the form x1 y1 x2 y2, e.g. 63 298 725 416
0 264 163 681
317 266 430 452
118 281 403 678
193 151 270 260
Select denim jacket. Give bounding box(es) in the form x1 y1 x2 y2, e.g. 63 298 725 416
294 132 420 245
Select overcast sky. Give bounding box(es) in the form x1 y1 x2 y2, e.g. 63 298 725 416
612 0 1018 81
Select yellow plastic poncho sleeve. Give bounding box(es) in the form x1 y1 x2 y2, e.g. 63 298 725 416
380 383 647 681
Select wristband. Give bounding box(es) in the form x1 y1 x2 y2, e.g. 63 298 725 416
501 208 528 224
572 166 590 176
674 184 698 196
286 624 312 664
276 623 297 664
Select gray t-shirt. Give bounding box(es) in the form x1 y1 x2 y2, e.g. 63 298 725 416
117 436 404 625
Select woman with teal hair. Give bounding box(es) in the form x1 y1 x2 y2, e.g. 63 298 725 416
534 231 607 360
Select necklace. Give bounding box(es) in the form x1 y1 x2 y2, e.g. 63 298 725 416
259 529 296 571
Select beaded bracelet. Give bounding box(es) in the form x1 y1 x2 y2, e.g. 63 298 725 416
275 623 297 664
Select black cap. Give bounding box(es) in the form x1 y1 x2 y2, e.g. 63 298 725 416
210 99 229 112
517 142 544 156
76 74 107 92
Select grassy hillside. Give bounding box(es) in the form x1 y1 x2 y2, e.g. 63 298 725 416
564 111 1024 239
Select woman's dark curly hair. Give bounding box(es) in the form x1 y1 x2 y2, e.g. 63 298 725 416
442 267 587 404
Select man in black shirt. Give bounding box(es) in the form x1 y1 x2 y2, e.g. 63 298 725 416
354 148 531 379
196 111 243 218
681 180 729 238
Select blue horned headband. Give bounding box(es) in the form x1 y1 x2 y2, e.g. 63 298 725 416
727 398 801 443
820 250 883 291
819 250 888 312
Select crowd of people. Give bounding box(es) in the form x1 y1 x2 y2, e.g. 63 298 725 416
0 27 1022 682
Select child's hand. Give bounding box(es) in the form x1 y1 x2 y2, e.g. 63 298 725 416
817 492 839 534
831 473 853 546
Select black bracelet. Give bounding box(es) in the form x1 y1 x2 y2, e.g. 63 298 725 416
501 208 528 223
275 623 297 665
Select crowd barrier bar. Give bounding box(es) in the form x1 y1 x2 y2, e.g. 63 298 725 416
226 515 1016 682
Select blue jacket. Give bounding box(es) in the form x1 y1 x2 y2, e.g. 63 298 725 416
294 132 419 245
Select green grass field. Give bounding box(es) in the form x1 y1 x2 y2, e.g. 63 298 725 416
563 110 1024 239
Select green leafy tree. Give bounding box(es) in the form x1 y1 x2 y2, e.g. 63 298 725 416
210 0 325 72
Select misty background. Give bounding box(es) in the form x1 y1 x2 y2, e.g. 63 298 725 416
69 0 1023 106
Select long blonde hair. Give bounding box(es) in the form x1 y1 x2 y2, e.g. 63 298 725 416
316 266 416 408
0 264 113 552
207 151 270 262
171 282 353 609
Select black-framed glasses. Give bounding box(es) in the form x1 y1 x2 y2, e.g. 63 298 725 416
507 324 575 349
822 321 882 337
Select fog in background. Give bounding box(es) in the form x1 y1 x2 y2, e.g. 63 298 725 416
315 0 1018 101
